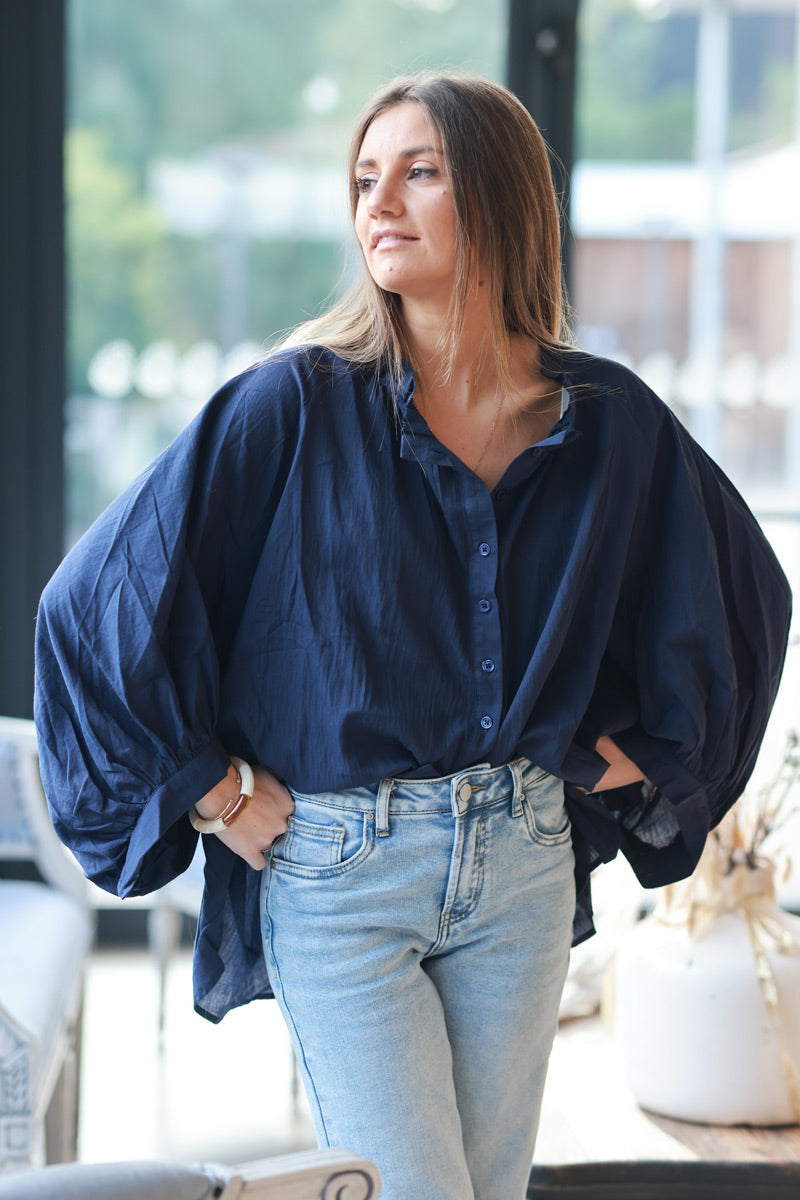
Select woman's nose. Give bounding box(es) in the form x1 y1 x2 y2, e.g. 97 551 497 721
366 175 402 217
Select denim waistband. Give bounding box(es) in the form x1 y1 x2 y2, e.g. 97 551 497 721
290 758 546 834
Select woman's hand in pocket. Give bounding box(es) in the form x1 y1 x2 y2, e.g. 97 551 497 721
195 764 294 869
592 736 644 792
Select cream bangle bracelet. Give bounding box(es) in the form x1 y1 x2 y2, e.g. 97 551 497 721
189 756 255 834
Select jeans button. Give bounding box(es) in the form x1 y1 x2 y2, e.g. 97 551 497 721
458 781 473 803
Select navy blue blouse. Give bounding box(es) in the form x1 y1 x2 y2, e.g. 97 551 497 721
34 346 792 1022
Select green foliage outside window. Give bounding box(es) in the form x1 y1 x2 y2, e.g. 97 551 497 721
67 0 506 393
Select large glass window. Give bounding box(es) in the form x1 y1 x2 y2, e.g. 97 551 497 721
67 0 506 543
573 0 799 504
573 0 799 811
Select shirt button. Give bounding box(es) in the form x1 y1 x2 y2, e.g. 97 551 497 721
494 489 506 500
480 715 493 730
478 542 491 556
481 658 495 673
478 599 491 613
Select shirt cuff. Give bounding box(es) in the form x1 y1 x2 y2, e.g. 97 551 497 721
119 741 231 896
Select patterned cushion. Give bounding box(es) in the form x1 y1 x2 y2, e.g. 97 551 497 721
0 881 91 1094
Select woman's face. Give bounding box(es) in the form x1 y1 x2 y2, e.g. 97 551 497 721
353 102 459 307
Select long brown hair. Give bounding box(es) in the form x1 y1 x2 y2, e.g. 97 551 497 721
280 72 572 393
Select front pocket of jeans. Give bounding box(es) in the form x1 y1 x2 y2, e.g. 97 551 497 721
520 775 572 845
270 808 374 877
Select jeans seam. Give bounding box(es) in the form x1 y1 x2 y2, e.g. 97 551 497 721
287 816 344 841
290 792 372 810
432 813 487 950
294 797 451 816
449 813 487 925
271 812 376 877
264 870 332 1149
520 794 572 846
284 817 345 868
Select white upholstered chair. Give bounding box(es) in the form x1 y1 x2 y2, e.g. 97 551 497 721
0 716 93 1172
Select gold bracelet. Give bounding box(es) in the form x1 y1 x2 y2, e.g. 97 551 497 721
189 757 255 834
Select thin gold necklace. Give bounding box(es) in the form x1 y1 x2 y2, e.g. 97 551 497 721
472 389 504 475
472 383 564 474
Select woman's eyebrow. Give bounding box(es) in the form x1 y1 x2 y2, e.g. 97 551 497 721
355 145 443 169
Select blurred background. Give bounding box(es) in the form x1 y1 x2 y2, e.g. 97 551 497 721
65 0 800 538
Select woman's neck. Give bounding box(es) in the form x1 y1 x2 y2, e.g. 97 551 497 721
401 288 563 491
410 330 545 423
402 277 501 414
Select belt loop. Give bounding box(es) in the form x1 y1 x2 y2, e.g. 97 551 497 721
451 774 462 818
376 779 392 837
510 760 524 818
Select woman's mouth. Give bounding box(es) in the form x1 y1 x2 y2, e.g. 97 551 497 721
372 232 418 249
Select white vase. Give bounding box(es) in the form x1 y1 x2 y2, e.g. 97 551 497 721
614 905 800 1125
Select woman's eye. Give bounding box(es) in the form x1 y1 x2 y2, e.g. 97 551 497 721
409 166 437 181
354 176 376 194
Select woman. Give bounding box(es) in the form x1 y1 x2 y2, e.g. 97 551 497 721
35 74 791 1199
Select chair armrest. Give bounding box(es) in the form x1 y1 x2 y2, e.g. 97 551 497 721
220 1147 381 1197
0 716 89 909
0 1149 381 1199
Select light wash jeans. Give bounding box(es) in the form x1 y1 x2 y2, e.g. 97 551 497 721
261 759 575 1200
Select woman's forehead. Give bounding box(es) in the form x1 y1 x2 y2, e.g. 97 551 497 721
357 102 444 160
